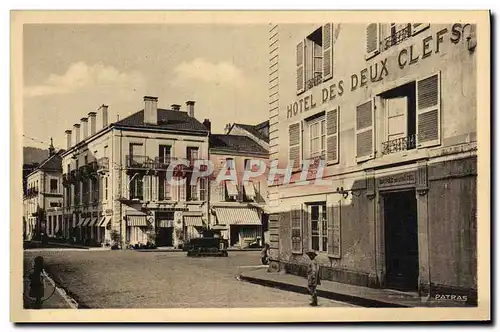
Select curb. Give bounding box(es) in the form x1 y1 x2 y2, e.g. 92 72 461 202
238 274 409 308
42 271 79 309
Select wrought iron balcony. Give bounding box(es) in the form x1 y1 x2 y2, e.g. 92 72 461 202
126 155 156 169
383 25 411 51
381 134 416 155
306 73 323 90
97 157 109 173
154 156 173 170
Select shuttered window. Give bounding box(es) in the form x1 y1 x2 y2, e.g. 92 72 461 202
326 107 340 165
322 23 333 81
296 41 305 95
412 23 430 36
289 122 301 170
366 23 380 59
355 99 375 162
416 72 441 148
290 205 303 254
143 175 151 202
327 201 341 258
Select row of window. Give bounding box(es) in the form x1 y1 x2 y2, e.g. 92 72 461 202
296 23 430 95
289 72 441 167
66 176 108 207
129 174 208 202
219 180 259 202
26 179 60 194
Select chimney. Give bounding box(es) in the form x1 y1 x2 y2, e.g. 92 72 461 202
224 123 232 135
171 104 181 111
48 137 55 157
65 130 72 149
98 104 109 128
203 119 211 133
144 96 158 125
88 111 97 135
186 101 195 118
80 117 88 139
73 124 81 144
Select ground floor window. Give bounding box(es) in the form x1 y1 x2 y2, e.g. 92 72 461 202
309 203 327 252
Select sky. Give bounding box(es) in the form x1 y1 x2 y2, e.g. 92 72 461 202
23 24 270 150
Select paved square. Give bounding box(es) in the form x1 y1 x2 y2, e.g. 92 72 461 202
24 250 355 308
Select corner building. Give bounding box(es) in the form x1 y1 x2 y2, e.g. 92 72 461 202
267 23 477 301
61 97 209 249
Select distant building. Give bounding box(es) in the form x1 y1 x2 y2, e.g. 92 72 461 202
61 97 209 248
267 23 477 300
23 140 64 241
209 121 269 248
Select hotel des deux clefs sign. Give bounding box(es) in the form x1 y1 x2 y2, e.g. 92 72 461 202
286 23 474 119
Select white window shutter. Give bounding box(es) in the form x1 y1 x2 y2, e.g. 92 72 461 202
288 122 301 170
322 23 334 82
355 99 376 162
290 204 303 254
327 201 341 258
365 23 380 60
416 72 441 148
143 176 150 201
296 40 305 95
326 106 340 165
151 175 158 201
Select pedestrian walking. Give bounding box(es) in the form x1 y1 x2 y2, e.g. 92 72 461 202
306 250 321 306
260 243 270 265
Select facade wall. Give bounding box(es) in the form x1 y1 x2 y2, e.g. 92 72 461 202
269 22 477 298
209 150 268 247
61 121 210 248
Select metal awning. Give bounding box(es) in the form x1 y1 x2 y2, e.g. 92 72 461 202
214 207 261 225
184 216 203 227
76 218 86 227
99 216 111 228
127 215 148 227
225 181 238 197
81 218 91 227
158 219 174 228
243 182 256 199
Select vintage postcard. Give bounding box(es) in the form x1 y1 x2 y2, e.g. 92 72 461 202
11 10 490 323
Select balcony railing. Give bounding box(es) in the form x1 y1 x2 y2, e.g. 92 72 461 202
24 188 39 198
306 73 323 90
381 134 416 155
154 156 173 170
126 155 156 169
383 25 411 51
97 157 109 172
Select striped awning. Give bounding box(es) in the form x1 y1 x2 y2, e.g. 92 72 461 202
76 218 86 227
158 219 174 228
88 218 98 227
127 215 148 227
214 207 261 225
99 216 111 228
243 182 256 199
184 216 203 227
81 218 91 227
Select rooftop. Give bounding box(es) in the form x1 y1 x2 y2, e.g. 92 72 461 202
233 121 269 143
115 109 209 133
209 134 268 155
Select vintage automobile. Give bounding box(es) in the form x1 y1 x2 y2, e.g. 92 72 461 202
186 236 229 257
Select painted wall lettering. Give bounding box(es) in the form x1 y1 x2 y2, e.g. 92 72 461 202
286 23 473 119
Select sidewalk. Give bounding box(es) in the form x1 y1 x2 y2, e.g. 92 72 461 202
239 268 474 308
26 240 108 251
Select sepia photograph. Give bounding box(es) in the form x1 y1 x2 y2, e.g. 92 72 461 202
10 10 490 323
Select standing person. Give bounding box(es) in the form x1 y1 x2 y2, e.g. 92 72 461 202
260 243 270 265
29 256 45 309
306 250 321 306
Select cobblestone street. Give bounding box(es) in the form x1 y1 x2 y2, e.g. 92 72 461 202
23 250 355 308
